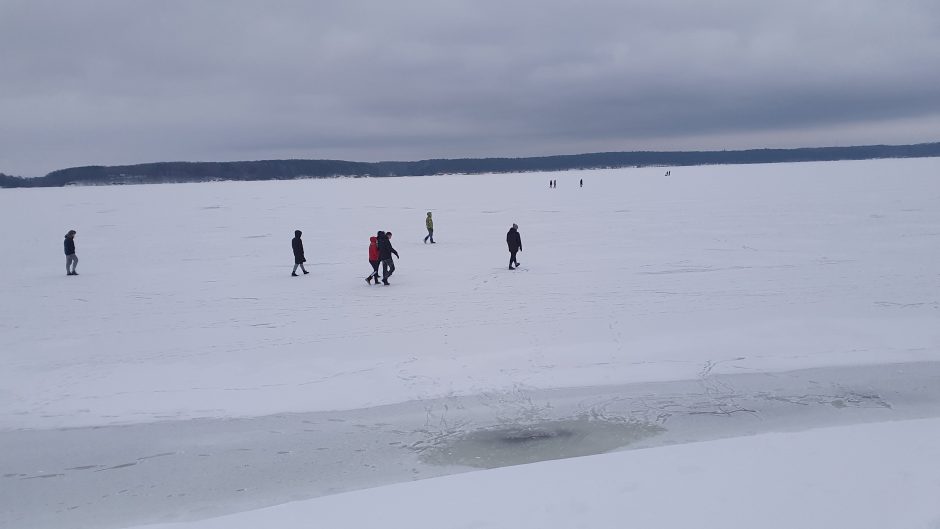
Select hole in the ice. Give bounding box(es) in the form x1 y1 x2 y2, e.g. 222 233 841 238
418 418 663 469
498 427 571 444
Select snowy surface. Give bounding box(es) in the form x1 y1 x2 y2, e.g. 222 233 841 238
2 158 939 528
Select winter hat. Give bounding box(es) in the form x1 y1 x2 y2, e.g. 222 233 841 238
66 230 76 236
512 223 518 229
386 231 393 238
294 230 302 237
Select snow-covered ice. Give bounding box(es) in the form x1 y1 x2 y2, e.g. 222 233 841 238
1 158 939 528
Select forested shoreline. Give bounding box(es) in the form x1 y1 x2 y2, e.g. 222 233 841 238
3 142 939 188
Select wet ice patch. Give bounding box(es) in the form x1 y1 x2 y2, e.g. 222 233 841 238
417 417 663 469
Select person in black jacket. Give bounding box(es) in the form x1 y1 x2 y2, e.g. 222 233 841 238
506 223 522 270
64 230 78 276
291 230 309 276
377 230 399 285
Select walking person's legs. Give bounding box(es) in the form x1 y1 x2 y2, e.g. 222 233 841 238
382 258 395 284
66 254 78 275
367 260 380 283
509 250 517 269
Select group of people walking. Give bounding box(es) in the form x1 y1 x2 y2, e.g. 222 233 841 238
59 213 523 282
293 212 524 282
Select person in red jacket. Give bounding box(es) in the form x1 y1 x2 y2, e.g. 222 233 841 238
365 235 381 284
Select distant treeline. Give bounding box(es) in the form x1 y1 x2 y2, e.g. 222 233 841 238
3 142 940 188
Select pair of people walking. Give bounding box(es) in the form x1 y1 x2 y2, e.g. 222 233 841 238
366 230 399 285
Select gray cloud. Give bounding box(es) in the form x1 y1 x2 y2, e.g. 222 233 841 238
2 0 940 176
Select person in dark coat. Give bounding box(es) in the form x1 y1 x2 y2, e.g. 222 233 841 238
376 230 399 285
366 235 380 284
64 230 78 276
291 230 308 276
506 223 522 270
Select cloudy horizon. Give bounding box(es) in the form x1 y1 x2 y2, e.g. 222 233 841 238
2 0 940 177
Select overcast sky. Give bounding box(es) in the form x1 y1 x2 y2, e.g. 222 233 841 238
2 0 939 176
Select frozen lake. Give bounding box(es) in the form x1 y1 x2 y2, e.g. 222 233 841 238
2 158 939 528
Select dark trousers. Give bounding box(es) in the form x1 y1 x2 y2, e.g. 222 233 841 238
382 258 395 279
509 250 519 267
368 260 380 280
424 229 434 243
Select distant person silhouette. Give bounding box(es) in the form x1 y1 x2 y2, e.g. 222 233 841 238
579 178 583 188
291 230 309 276
366 235 380 284
377 231 399 285
424 212 435 243
64 230 78 276
506 223 522 270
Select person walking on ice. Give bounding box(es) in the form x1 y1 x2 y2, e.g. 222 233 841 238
506 223 522 270
64 230 78 275
291 230 309 276
366 234 380 284
377 230 399 285
424 212 435 243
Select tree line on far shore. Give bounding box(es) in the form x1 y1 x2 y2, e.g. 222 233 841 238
3 142 940 188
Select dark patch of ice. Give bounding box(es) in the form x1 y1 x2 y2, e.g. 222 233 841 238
417 417 663 469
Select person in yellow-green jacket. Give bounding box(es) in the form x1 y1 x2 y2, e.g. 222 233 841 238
423 211 435 244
